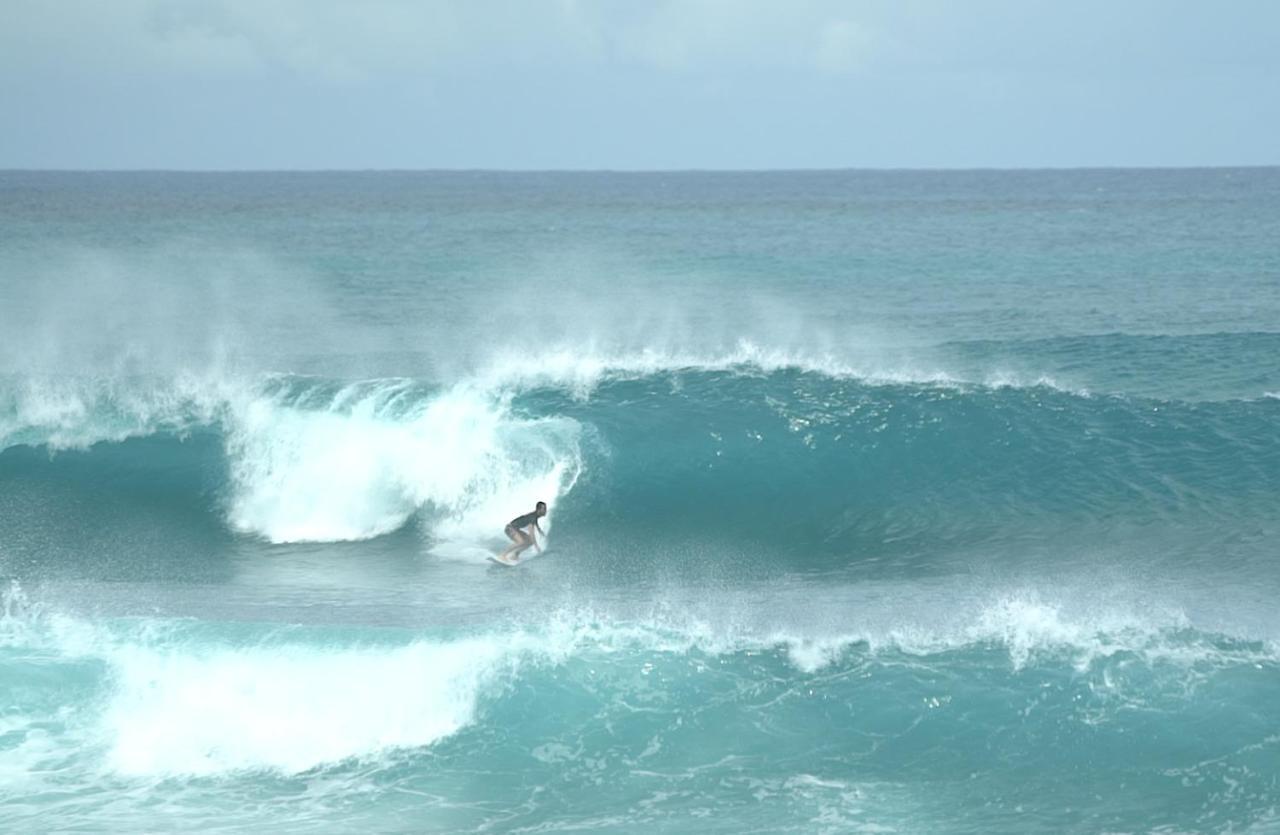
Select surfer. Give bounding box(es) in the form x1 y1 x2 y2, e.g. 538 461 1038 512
497 501 547 564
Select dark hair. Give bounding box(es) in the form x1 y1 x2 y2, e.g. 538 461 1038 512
536 501 547 511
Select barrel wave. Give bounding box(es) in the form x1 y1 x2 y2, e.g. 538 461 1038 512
3 358 1276 566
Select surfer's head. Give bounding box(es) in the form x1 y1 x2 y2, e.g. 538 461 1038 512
536 501 547 516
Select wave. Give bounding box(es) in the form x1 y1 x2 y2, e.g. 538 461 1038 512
472 340 1087 397
526 366 1278 559
3 584 1276 778
2 355 1277 554
0 346 1070 455
0 372 583 545
0 336 1234 456
938 331 1280 402
0 371 227 450
475 330 1280 402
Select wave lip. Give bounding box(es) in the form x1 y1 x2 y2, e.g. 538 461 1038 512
473 340 1089 397
765 598 1270 674
0 371 230 451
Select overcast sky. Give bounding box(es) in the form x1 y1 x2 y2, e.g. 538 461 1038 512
3 0 1277 170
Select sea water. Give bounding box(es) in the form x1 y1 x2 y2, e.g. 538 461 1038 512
1 169 1278 832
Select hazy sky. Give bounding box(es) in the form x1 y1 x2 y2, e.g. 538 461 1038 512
3 0 1277 170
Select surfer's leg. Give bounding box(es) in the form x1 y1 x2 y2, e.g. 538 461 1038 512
497 526 520 561
506 531 534 562
498 527 531 562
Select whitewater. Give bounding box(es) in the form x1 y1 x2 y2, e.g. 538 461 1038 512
2 169 1279 833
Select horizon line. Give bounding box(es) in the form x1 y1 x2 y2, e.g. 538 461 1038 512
3 164 1278 175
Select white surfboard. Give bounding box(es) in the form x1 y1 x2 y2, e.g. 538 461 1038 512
487 548 548 567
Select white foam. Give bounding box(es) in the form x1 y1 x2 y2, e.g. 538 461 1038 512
780 637 857 674
0 717 70 791
960 593 1177 670
489 595 1264 678
472 341 1086 398
475 341 861 395
223 380 582 543
0 605 579 776
102 636 518 776
765 591 1247 674
0 371 231 451
76 616 598 777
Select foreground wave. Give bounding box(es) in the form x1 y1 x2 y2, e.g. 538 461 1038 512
2 583 1277 832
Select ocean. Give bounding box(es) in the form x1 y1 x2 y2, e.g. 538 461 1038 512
1 169 1278 833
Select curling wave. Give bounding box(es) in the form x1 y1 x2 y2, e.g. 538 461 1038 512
2 355 1276 555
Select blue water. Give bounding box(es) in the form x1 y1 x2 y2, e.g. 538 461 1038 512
2 169 1279 833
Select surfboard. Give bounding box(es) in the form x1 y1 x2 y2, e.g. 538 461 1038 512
487 549 548 567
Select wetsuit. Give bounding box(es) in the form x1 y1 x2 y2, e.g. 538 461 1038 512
507 511 540 532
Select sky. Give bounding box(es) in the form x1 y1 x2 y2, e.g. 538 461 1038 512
2 0 1277 170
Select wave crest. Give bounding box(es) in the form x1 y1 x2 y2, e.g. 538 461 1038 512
224 379 582 543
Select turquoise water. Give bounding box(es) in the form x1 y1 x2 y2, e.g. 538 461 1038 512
2 169 1279 832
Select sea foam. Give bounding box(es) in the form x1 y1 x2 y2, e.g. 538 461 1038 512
222 379 582 543
103 637 517 776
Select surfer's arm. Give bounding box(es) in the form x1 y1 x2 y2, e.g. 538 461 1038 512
533 522 544 551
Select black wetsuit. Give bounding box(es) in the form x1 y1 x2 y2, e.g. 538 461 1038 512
508 511 540 531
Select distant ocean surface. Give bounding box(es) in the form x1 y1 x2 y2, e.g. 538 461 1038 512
2 169 1279 833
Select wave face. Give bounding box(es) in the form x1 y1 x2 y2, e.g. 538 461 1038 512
3 169 1280 833
522 365 1278 562
3 362 1275 566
